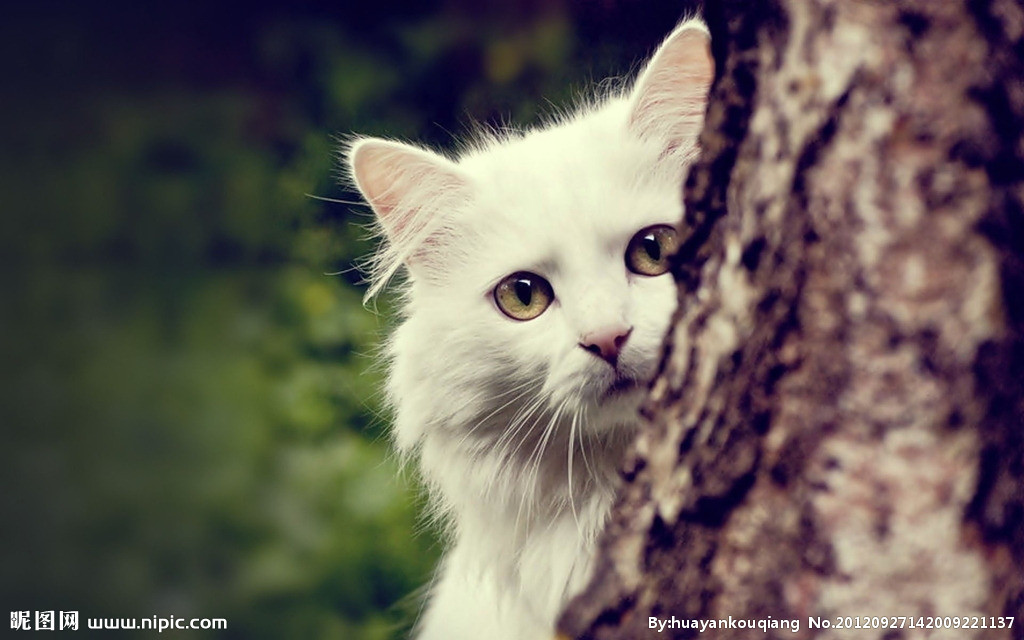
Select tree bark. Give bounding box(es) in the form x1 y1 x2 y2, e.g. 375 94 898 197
560 1 1024 638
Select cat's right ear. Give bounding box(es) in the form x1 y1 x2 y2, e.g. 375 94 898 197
348 138 472 275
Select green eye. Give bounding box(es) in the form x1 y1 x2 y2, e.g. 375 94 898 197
493 272 554 321
626 224 679 276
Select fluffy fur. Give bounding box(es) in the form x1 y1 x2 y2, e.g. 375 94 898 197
347 19 712 639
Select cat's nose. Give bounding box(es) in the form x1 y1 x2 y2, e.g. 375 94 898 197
580 326 633 367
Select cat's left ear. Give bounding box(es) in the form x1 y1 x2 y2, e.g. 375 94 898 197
628 19 714 156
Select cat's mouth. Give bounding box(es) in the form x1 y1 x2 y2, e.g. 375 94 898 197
601 374 642 401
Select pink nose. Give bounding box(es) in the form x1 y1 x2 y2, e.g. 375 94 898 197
580 326 633 367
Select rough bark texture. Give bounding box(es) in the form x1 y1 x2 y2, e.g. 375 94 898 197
559 1 1024 638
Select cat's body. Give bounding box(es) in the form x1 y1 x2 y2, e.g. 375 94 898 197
348 19 712 639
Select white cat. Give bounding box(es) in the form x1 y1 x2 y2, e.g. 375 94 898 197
347 19 712 640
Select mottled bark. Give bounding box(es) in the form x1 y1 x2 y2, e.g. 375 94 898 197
560 1 1024 639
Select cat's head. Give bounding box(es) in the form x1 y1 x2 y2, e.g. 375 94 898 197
347 21 712 453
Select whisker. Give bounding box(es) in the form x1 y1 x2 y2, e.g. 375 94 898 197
305 192 366 206
578 403 595 479
519 398 568 526
488 392 549 509
498 391 548 457
510 398 558 533
456 379 536 448
566 409 581 531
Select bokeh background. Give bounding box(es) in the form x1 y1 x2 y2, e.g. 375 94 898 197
1 1 699 637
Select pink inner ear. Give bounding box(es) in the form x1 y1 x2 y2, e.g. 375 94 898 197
666 29 714 84
351 141 419 237
352 140 462 230
350 138 472 272
629 25 713 145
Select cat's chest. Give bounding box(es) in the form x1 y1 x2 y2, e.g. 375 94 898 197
457 490 611 623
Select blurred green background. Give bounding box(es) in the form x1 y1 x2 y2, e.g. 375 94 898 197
0 1 697 637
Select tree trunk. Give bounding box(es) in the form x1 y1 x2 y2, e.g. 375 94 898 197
559 1 1024 638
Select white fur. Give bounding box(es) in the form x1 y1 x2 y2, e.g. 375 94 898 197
347 19 712 639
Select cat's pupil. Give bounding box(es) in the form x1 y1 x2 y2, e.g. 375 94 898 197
514 279 533 306
643 235 661 261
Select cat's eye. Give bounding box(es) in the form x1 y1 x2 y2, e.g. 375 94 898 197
625 225 679 276
493 272 554 321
